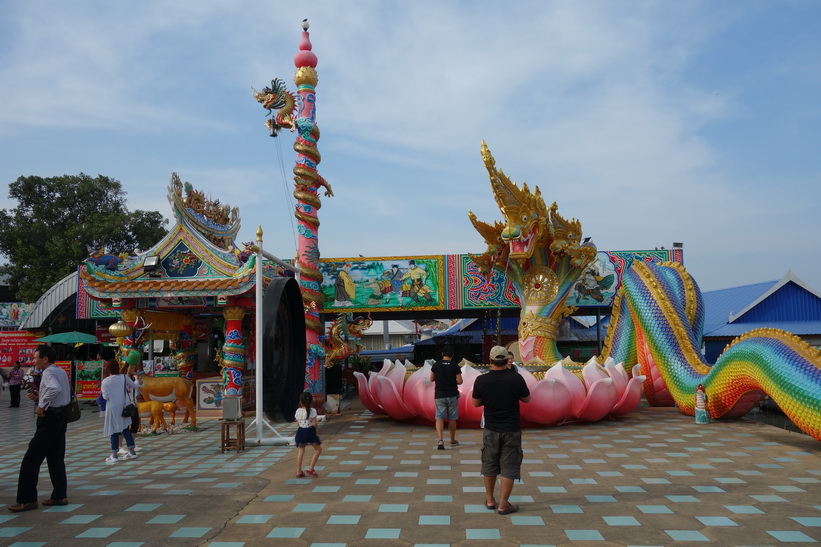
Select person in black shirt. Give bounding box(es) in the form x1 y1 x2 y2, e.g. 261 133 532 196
471 345 530 515
429 344 463 449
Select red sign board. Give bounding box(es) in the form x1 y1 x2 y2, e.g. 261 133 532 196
75 360 103 400
95 324 114 344
0 331 44 367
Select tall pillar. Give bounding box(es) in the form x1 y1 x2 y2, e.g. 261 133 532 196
220 307 246 396
291 21 327 397
254 20 332 399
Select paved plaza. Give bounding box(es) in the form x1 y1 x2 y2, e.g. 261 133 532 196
1 394 820 546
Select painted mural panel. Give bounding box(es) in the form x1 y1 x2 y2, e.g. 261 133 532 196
196 377 225 410
161 241 205 277
76 250 681 319
0 303 34 328
320 256 444 312
457 254 520 309
567 249 682 307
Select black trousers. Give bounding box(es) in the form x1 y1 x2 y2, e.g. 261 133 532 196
16 408 68 503
9 384 21 407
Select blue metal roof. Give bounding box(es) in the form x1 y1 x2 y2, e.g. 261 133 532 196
705 320 821 338
735 282 821 322
701 280 775 335
702 271 821 337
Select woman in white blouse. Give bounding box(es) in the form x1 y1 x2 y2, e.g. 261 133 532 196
101 359 140 464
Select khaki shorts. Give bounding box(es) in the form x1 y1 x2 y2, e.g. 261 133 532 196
480 430 523 480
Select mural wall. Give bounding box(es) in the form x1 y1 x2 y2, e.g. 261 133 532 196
77 250 681 318
323 250 680 313
320 256 444 312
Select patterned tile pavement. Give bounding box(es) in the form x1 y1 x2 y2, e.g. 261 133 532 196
1 392 819 546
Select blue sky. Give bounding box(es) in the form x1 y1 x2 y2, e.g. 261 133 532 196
1 1 819 294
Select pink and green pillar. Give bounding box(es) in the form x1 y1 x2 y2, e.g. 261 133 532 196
256 21 332 398
291 21 329 396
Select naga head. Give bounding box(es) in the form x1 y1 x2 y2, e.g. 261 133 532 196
468 211 508 274
471 141 597 273
480 141 549 260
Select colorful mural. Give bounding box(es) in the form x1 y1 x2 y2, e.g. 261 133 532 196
568 249 683 306
312 250 678 315
0 303 33 328
320 257 444 312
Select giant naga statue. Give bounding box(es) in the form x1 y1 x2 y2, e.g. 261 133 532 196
469 141 597 364
466 142 821 440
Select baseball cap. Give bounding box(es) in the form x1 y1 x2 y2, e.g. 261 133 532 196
489 346 509 361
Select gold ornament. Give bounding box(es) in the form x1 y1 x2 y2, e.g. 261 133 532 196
523 266 559 305
518 311 560 340
108 320 133 339
223 307 245 321
294 67 318 87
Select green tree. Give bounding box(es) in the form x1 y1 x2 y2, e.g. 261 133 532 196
0 174 169 302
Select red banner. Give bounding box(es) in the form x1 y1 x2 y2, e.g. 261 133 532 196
0 331 44 367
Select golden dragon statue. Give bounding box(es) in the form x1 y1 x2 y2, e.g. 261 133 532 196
470 141 597 364
324 312 373 368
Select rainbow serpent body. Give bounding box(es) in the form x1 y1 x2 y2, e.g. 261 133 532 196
602 261 821 440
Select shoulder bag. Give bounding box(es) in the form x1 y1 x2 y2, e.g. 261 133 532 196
65 386 81 423
121 375 138 418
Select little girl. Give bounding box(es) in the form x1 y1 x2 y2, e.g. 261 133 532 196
694 383 711 425
294 391 323 478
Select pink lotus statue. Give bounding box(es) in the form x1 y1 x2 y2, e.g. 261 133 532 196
353 357 646 427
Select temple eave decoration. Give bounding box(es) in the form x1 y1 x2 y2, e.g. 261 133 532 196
79 257 265 300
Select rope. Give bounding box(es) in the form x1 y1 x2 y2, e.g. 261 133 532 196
273 135 299 254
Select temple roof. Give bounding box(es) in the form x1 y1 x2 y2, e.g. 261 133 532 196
80 175 267 300
79 257 259 298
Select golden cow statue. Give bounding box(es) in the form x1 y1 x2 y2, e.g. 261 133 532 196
136 375 197 428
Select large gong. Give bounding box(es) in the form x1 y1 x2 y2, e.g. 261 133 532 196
261 277 306 422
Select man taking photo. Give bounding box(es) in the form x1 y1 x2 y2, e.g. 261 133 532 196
471 345 530 515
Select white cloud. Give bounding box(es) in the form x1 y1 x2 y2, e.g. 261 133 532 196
0 0 819 294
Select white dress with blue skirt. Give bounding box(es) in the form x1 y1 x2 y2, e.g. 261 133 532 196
294 407 322 447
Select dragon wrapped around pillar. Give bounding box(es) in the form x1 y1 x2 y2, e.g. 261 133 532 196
254 20 332 396
219 307 246 396
469 141 597 364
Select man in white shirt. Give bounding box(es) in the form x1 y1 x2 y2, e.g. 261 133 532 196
9 345 71 512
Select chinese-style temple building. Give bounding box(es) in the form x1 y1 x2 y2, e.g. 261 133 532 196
76 174 305 419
